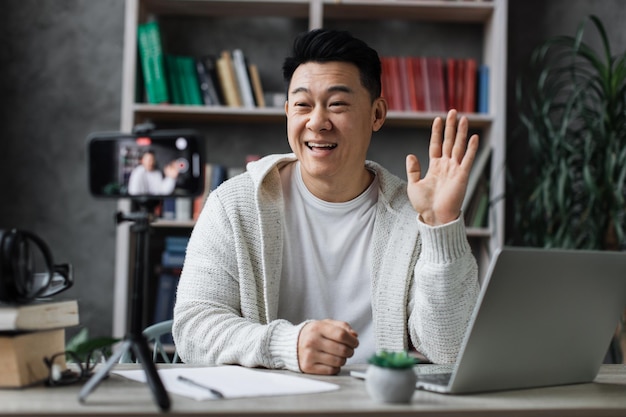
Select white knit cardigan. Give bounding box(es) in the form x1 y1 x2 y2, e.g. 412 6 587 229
173 153 479 371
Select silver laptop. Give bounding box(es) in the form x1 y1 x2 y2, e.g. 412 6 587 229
416 246 626 394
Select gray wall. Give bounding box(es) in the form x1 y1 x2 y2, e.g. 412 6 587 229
1 0 624 339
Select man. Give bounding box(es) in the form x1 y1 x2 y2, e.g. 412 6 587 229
173 28 480 375
127 150 179 196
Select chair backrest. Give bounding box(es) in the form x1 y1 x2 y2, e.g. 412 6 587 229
119 319 180 364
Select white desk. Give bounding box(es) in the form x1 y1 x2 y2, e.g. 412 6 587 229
3 364 626 416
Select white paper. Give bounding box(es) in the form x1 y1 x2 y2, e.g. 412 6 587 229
113 366 340 401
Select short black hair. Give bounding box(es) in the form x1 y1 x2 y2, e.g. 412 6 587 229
282 29 382 102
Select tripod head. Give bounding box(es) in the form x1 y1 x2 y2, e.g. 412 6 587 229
116 198 160 229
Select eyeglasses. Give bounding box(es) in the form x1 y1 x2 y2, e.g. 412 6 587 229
43 349 107 387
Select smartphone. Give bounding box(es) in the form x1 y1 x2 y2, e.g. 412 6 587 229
88 130 204 198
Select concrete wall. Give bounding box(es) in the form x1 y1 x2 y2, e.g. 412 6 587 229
1 0 624 339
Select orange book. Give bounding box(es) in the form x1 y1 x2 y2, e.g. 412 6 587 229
0 329 66 387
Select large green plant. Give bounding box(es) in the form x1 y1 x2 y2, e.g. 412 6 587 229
513 15 626 249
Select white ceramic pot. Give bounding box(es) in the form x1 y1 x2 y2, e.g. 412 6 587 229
365 364 417 404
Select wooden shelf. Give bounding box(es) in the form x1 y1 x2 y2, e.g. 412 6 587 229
322 0 494 23
133 104 493 128
139 0 312 19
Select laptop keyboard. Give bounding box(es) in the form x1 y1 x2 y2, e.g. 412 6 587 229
417 372 453 386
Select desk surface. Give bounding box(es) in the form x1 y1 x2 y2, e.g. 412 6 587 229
3 364 626 417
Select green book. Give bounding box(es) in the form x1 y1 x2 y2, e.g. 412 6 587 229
137 21 169 104
180 56 203 105
165 55 183 105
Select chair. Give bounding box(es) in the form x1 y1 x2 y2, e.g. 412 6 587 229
119 319 180 364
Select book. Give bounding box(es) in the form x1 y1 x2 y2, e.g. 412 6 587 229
248 64 266 108
162 198 176 220
477 64 489 113
210 164 228 191
380 57 399 111
0 328 66 387
164 236 189 253
232 49 256 108
175 198 192 221
429 57 446 111
446 58 457 111
462 144 492 212
179 55 203 106
137 20 169 104
161 251 186 268
152 270 179 328
462 58 477 113
164 55 183 105
193 163 214 220
0 299 79 331
471 178 490 228
216 50 242 107
408 57 426 111
196 57 218 105
464 173 489 228
198 55 224 106
387 56 403 111
397 56 412 111
455 58 466 111
419 57 432 112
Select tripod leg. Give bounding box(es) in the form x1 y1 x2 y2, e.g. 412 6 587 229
78 339 132 403
131 333 171 411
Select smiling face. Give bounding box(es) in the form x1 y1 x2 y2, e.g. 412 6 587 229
285 61 387 202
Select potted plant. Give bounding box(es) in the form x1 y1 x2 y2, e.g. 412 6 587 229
365 350 419 403
511 15 626 250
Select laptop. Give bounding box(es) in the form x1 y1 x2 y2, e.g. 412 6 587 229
414 246 626 394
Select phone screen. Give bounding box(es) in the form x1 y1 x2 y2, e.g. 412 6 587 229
88 130 204 198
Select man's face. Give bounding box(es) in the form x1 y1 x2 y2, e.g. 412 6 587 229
141 153 156 171
285 61 385 195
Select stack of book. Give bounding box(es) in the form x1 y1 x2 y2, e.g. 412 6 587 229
380 55 488 113
137 20 266 108
0 300 79 387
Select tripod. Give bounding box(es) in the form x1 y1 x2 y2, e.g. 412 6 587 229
79 202 170 411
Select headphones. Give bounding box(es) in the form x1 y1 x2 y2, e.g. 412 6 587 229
0 229 72 304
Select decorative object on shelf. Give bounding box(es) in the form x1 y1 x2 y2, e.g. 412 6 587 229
365 350 419 404
512 14 626 250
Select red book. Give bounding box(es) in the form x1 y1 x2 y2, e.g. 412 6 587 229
446 58 456 111
455 58 466 111
419 56 432 112
429 57 446 112
388 56 403 111
463 58 478 112
380 57 394 110
398 56 412 111
406 57 418 111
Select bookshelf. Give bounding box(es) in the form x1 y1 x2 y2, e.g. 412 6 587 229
113 0 508 338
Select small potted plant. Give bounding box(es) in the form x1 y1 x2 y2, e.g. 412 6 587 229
365 350 419 403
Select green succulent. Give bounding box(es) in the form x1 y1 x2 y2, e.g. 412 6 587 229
368 350 419 369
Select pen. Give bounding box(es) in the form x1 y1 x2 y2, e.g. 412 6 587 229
177 375 225 399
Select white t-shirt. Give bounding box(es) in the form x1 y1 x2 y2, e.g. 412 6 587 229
127 165 176 195
278 161 378 364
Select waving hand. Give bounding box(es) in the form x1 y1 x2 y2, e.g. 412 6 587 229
406 109 480 226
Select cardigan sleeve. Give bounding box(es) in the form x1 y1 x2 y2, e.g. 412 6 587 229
172 183 304 372
407 215 480 364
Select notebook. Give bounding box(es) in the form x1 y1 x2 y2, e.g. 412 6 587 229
415 246 626 394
